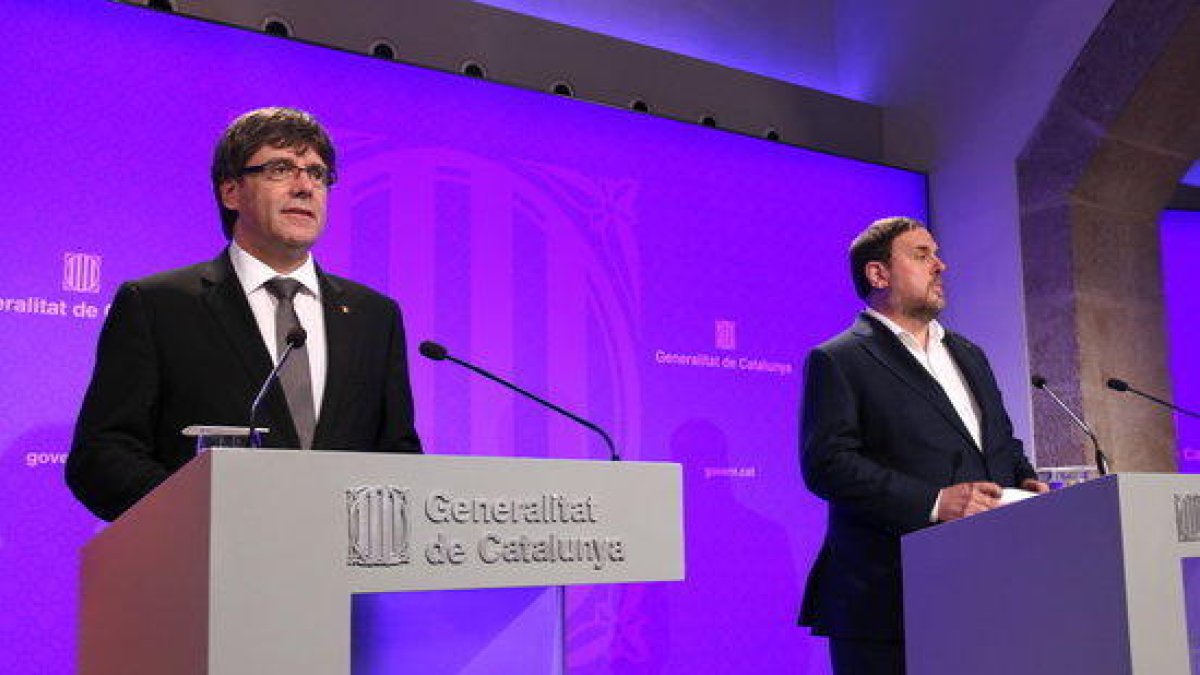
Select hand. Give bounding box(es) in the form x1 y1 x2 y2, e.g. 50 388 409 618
936 481 1002 522
1021 478 1050 494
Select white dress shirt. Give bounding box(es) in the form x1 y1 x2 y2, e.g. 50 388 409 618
865 309 983 450
229 241 327 419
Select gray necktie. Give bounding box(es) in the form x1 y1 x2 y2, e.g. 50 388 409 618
264 277 315 450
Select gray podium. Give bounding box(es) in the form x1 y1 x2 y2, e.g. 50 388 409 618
77 450 684 675
903 473 1200 675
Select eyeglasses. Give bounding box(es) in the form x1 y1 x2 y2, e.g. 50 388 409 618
240 159 336 188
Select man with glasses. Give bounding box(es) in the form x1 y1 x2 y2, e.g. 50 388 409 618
67 107 422 521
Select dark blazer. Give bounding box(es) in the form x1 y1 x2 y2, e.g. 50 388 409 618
798 312 1036 641
66 250 422 521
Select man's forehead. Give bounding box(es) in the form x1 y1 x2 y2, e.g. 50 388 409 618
248 143 321 161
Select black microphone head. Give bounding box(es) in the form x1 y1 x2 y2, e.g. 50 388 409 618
1106 378 1129 392
419 340 449 361
1031 375 1047 389
286 327 307 348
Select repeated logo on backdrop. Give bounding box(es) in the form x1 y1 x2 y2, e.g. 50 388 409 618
62 253 102 294
0 252 107 322
652 318 795 377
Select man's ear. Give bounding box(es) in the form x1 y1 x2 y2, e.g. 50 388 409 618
219 179 240 211
865 260 890 290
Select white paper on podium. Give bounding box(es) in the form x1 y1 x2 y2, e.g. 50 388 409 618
999 488 1038 506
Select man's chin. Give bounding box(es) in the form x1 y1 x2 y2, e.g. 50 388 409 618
278 230 322 251
283 237 317 250
910 303 943 324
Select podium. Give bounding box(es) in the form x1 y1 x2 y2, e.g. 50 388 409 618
77 450 684 674
903 473 1200 674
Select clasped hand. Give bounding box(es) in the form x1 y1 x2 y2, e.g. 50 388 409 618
936 479 1049 521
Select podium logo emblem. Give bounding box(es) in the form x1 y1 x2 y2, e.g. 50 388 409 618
1175 494 1200 542
347 486 411 566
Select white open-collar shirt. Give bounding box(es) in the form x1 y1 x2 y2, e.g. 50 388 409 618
865 308 983 451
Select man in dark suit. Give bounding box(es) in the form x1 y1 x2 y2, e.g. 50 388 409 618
798 216 1047 674
67 107 421 522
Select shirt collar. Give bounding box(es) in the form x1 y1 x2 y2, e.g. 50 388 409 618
228 240 320 299
865 308 945 347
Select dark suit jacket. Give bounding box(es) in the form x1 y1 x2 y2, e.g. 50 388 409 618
798 312 1036 641
66 250 422 521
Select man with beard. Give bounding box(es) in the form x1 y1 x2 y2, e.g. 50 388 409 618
67 107 422 522
797 216 1047 674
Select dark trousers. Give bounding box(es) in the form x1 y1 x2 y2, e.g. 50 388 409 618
829 637 905 675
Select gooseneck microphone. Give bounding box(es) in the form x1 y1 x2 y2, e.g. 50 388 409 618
1106 377 1200 420
1031 375 1110 475
419 340 620 461
248 327 307 449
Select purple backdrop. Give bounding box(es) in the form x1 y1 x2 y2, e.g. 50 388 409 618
1161 210 1200 474
0 1 927 672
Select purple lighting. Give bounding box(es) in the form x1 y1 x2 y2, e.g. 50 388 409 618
473 0 845 94
1161 210 1200 473
0 0 925 672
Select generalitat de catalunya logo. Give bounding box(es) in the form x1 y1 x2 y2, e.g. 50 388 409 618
62 252 102 294
347 485 411 567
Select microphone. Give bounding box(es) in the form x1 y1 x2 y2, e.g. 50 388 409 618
419 341 449 361
248 327 307 449
419 340 620 461
1031 375 1110 475
1106 377 1200 420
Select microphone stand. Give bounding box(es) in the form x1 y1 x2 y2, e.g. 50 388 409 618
249 329 307 449
1032 376 1110 475
1107 378 1200 419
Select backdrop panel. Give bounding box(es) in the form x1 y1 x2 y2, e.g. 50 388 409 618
0 1 927 672
1161 209 1200 474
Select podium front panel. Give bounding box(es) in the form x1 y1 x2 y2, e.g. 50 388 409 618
80 450 683 675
